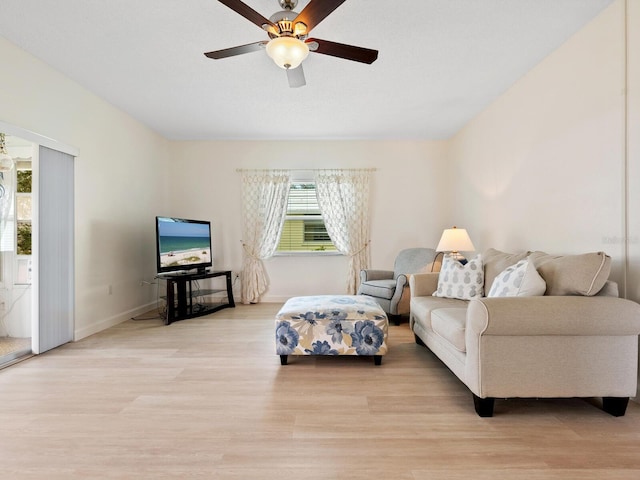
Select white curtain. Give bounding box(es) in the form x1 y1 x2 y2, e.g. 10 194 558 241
240 169 291 304
315 169 372 294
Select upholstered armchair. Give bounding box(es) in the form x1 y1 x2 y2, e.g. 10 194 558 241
357 248 440 323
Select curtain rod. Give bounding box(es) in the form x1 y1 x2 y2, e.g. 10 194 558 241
236 168 376 172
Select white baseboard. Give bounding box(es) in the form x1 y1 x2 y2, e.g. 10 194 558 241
252 295 290 304
73 302 157 341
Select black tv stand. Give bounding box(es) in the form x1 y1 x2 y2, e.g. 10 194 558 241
159 270 235 325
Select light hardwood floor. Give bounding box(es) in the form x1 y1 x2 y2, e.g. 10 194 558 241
1 302 639 479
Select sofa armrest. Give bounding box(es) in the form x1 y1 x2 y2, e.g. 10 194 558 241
467 296 640 337
597 280 619 297
409 272 440 297
359 269 394 283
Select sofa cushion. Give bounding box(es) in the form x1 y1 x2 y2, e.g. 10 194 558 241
411 295 467 332
431 308 467 353
487 258 546 297
483 248 530 293
530 251 611 296
358 279 397 300
433 254 484 300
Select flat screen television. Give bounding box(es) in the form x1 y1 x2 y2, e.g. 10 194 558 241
155 216 212 274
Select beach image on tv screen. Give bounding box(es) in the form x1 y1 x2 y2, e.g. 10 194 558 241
158 220 211 268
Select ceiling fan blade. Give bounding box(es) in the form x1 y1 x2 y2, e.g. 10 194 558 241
307 38 378 64
217 0 277 31
286 65 306 88
293 0 347 34
204 41 267 59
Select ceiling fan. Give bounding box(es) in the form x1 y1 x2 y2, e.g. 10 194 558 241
204 0 378 88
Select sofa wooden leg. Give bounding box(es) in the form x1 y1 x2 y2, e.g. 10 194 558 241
389 314 401 326
374 355 382 366
414 334 426 347
473 394 495 417
602 397 629 417
279 355 288 366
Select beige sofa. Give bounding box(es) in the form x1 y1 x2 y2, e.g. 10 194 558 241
409 248 640 417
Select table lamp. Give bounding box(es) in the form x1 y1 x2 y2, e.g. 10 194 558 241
436 226 475 264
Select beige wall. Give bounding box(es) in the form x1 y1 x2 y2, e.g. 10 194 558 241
167 140 451 301
0 36 170 340
448 0 631 286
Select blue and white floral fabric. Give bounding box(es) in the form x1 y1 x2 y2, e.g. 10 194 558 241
275 295 388 357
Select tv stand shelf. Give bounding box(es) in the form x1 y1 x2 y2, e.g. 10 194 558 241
159 270 235 325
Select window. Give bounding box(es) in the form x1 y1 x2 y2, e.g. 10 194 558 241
277 182 337 253
16 169 31 255
15 165 32 284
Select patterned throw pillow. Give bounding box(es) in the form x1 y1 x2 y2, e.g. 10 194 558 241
433 254 484 300
487 258 546 297
483 248 530 293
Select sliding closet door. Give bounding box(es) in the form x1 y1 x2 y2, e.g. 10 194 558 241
37 146 74 353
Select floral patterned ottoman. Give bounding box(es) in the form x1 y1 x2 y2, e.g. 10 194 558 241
275 295 389 366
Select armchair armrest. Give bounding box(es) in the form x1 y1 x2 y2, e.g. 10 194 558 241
467 296 640 337
358 269 408 316
409 273 440 297
359 269 394 282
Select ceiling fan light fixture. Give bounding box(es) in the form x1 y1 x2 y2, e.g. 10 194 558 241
265 36 309 69
293 21 307 36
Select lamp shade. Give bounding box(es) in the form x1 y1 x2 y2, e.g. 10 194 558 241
265 36 309 69
436 227 475 253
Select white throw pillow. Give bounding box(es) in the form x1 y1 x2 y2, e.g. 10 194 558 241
487 258 546 297
433 254 484 300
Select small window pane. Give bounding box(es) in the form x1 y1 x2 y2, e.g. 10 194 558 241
17 170 32 193
277 182 337 252
287 183 321 215
17 222 31 255
304 220 331 242
17 195 31 221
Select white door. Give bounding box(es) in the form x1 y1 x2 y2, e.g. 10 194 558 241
35 146 74 353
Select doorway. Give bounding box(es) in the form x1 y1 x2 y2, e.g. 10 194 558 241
0 132 33 366
0 126 76 367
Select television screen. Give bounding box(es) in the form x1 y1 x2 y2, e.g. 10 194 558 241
155 216 212 274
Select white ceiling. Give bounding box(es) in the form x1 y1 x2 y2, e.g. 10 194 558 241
0 0 614 141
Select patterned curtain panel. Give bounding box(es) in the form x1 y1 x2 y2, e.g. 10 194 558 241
315 169 372 294
240 169 291 304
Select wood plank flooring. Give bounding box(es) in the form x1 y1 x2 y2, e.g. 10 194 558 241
0 302 639 479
